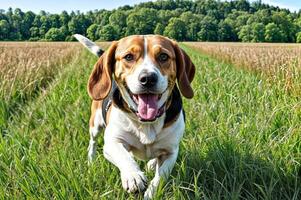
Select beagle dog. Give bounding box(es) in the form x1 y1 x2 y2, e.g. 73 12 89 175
74 34 195 199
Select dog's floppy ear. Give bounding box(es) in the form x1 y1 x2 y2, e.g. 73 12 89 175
88 41 118 100
173 42 195 99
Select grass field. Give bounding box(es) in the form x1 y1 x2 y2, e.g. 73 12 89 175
0 42 300 199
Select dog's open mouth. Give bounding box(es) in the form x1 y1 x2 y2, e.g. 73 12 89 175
126 86 164 122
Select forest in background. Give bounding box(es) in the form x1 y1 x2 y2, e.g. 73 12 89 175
1 0 301 42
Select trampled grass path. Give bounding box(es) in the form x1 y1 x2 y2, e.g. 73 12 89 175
1 45 300 199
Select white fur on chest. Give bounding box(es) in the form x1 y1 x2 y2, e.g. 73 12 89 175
131 115 165 144
104 106 185 160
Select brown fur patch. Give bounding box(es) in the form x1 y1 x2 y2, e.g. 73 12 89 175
89 100 102 128
88 42 118 100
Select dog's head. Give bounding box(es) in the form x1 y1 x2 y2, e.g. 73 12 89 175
88 35 195 122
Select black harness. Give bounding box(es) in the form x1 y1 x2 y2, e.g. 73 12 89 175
101 82 116 125
102 82 184 126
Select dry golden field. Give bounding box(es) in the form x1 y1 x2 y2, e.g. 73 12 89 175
0 42 112 100
186 42 301 94
0 42 82 99
96 42 111 49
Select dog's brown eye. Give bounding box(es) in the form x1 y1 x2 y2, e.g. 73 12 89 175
158 53 169 62
124 54 134 62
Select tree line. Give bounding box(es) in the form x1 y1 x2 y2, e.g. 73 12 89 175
1 0 301 42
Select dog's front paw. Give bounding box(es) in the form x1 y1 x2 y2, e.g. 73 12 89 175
144 184 156 200
143 176 161 200
87 141 97 165
121 170 147 193
146 158 157 171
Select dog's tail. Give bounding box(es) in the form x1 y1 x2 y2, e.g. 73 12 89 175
73 34 104 57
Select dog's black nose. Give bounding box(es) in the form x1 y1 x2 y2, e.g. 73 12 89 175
138 71 158 88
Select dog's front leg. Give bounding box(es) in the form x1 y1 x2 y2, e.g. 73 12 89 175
144 147 179 199
88 126 100 164
103 141 148 193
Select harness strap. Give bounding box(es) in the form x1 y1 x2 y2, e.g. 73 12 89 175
101 82 117 127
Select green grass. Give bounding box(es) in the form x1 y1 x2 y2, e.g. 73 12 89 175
1 45 300 199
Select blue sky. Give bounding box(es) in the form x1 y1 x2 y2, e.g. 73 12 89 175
0 0 300 13
0 0 152 13
259 0 300 11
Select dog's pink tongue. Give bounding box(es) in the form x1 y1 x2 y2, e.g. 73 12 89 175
137 94 158 121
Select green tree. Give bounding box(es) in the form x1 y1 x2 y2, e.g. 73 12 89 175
197 16 218 41
99 24 117 41
218 20 236 41
39 15 51 37
10 8 23 40
265 23 286 42
22 11 35 39
60 25 69 40
0 19 9 40
235 0 251 12
59 11 70 26
236 12 252 31
68 18 80 35
271 11 297 42
68 14 91 35
195 0 219 18
180 12 202 40
248 9 271 25
223 11 249 41
45 28 64 41
87 24 100 41
238 24 252 42
49 14 61 28
126 8 158 35
296 32 301 43
29 26 40 40
251 22 265 42
32 15 41 27
163 17 186 41
99 10 111 26
109 10 127 38
157 10 178 26
154 23 165 35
